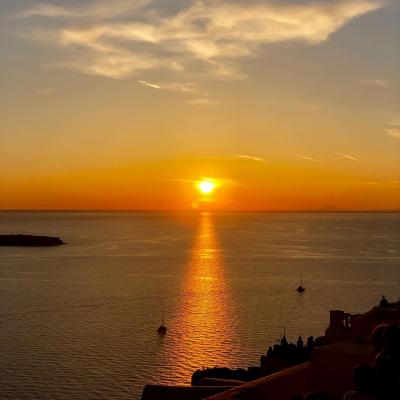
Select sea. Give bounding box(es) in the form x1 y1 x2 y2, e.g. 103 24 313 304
0 211 399 399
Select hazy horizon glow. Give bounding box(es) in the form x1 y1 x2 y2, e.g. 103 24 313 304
1 0 399 211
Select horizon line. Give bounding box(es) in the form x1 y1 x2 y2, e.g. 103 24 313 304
0 209 399 213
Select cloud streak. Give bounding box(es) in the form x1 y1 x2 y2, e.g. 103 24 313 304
296 154 320 162
138 80 161 89
235 154 266 163
12 0 151 20
8 0 385 79
385 128 400 138
187 97 220 106
334 152 360 161
360 78 388 87
37 87 55 95
383 116 400 139
138 80 203 95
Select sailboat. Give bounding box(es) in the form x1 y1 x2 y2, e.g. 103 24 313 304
157 310 167 334
296 272 305 293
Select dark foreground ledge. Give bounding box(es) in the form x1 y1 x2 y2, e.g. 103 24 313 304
141 385 234 400
0 234 65 247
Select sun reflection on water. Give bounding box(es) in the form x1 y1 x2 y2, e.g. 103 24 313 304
155 212 237 384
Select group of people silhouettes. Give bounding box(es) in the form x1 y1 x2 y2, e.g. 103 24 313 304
292 323 400 400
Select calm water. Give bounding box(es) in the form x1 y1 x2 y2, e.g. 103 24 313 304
0 212 399 399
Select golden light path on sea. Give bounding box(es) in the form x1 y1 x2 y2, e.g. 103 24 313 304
157 212 238 383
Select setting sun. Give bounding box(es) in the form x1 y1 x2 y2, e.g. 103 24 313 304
197 179 217 195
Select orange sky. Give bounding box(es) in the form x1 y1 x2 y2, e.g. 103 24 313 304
1 0 399 211
1 156 399 211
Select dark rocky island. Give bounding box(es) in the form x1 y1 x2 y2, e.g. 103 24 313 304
0 234 65 247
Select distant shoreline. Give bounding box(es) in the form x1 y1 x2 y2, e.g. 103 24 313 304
0 234 65 247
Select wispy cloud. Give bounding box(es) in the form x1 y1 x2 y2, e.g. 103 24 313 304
296 154 320 162
15 4 72 19
383 115 400 139
163 82 203 95
7 0 385 80
45 53 171 80
12 0 151 20
187 98 220 106
360 78 389 87
334 152 360 161
235 154 266 163
138 80 161 89
385 128 400 138
138 80 203 94
37 87 55 95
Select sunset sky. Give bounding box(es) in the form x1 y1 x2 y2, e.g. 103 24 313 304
1 0 399 210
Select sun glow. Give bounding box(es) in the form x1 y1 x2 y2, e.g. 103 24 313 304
197 179 217 195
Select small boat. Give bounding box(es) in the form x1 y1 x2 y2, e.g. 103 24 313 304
296 272 305 293
157 325 167 334
157 310 167 334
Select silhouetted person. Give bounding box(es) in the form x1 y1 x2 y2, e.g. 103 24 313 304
371 324 387 353
297 336 304 349
374 324 400 399
379 295 389 307
306 336 314 349
343 364 376 400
